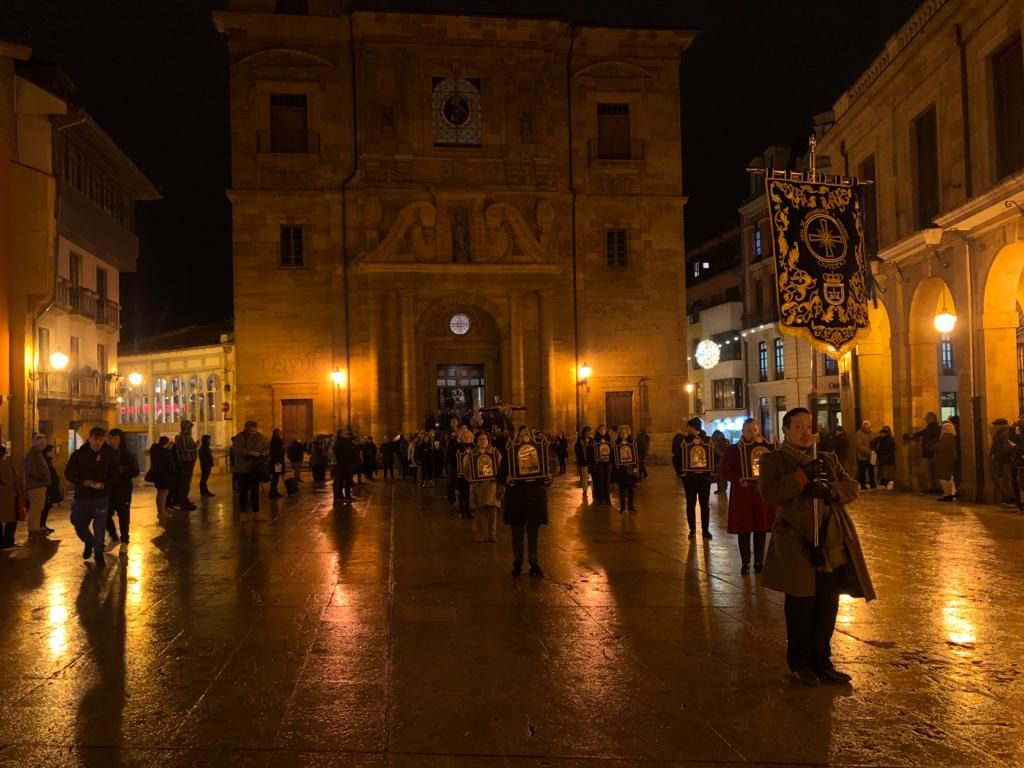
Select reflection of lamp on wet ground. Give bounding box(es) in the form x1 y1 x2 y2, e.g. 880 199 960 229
934 284 957 334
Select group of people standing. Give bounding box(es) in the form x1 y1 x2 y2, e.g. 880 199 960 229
573 424 649 512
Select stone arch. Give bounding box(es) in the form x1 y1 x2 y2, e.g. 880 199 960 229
981 241 1024 420
907 274 958 438
855 298 894 432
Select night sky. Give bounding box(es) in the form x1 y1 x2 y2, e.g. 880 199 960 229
0 0 921 340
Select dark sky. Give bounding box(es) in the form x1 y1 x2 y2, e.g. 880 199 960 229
0 0 921 339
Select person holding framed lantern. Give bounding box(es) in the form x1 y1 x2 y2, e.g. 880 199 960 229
503 425 552 577
466 431 502 543
613 425 640 514
680 417 715 540
721 418 776 575
589 424 614 506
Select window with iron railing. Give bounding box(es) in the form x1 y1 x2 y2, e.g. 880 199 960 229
280 225 305 267
940 336 956 375
269 93 310 153
605 229 628 268
774 338 785 380
758 341 768 382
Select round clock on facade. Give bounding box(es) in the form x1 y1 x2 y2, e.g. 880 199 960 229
449 313 471 336
695 339 721 370
441 94 471 128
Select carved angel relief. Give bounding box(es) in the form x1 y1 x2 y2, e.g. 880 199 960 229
361 200 557 264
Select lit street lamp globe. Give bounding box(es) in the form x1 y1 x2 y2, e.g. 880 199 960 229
694 339 721 370
50 351 69 371
331 369 347 386
128 372 143 387
934 310 957 334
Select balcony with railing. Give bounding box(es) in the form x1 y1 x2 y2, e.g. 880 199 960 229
53 277 73 313
257 129 320 155
588 138 647 164
70 285 98 321
96 299 121 329
37 370 119 403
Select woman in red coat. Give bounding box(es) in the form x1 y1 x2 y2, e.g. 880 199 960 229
721 418 776 576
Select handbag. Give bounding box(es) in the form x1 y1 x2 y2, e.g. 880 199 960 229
144 468 155 483
255 458 272 483
869 450 878 466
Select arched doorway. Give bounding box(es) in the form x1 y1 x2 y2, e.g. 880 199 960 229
416 299 503 429
981 241 1024 422
907 275 960 489
854 298 894 430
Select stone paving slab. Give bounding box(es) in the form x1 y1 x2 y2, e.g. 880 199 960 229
1 468 1023 766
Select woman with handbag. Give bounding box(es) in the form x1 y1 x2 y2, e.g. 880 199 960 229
230 421 269 520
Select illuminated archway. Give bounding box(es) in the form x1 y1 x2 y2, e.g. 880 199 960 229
908 275 959 426
855 298 894 431
981 241 1024 422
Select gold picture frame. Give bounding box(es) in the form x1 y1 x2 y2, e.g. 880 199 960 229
739 438 774 482
507 433 551 484
683 436 714 473
613 441 637 468
466 447 500 483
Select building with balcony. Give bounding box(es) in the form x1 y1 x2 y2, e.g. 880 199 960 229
1 53 159 468
813 0 1024 499
685 301 747 441
116 324 235 471
215 1 694 446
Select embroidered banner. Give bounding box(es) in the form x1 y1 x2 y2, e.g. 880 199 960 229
765 178 870 355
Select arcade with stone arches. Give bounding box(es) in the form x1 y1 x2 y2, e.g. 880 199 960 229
841 224 1024 500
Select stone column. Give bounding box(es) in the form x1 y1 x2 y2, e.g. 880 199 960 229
367 289 380 439
401 292 418 431
509 290 525 405
538 290 555 430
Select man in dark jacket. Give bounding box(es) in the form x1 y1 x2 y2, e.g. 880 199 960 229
198 435 215 497
906 412 941 493
333 429 358 501
679 418 714 540
269 428 286 499
636 428 651 480
287 438 306 483
105 428 140 544
174 420 199 511
64 426 118 567
23 434 51 537
990 418 1017 506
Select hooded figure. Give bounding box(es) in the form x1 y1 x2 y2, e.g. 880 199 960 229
174 420 199 511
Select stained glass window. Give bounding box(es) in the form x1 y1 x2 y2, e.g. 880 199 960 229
432 77 482 147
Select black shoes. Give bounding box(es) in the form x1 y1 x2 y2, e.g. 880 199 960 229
83 543 93 561
938 495 954 502
791 667 819 686
687 530 696 540
817 666 853 684
702 531 713 540
741 564 750 576
108 532 120 543
754 563 764 573
511 565 522 577
528 565 544 578
269 492 283 499
201 492 215 498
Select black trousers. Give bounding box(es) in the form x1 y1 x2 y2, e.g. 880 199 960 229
41 499 54 527
105 498 131 539
857 459 876 489
558 456 567 474
511 522 540 567
270 470 282 495
457 478 471 518
784 570 841 672
237 470 260 513
737 531 767 566
177 461 196 505
447 460 458 502
618 482 635 511
682 474 712 533
593 463 612 503
334 467 353 499
199 465 212 495
1 521 16 547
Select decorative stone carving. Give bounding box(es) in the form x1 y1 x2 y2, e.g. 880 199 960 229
363 202 437 262
365 197 382 250
519 111 534 144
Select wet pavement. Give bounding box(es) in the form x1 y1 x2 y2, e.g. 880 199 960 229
1 468 1023 767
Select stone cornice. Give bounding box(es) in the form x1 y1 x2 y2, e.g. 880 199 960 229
349 263 562 275
832 0 951 120
934 171 1024 233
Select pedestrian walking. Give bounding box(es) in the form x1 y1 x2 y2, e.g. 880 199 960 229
173 420 199 511
64 427 118 567
445 417 461 503
380 437 395 480
759 407 875 686
613 425 640 513
468 431 501 543
198 435 215 497
23 434 51 537
287 438 306 483
230 421 269 521
41 445 61 533
590 424 614 505
905 412 941 493
721 419 775 575
871 427 896 490
679 418 714 540
711 430 731 494
455 427 475 519
105 428 140 544
990 418 1017 506
935 421 959 502
148 437 177 518
636 428 651 481
0 446 24 551
333 429 358 501
854 421 876 490
574 427 593 502
554 432 569 475
269 428 285 499
362 436 379 480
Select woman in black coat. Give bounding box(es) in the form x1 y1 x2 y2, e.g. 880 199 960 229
554 432 569 475
613 425 640 514
871 426 897 490
148 437 177 517
503 427 550 577
589 424 614 505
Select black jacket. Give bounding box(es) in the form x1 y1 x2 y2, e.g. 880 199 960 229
64 444 119 500
334 437 358 469
287 440 305 463
270 435 286 464
149 445 178 490
502 480 548 526
198 443 214 470
110 446 141 504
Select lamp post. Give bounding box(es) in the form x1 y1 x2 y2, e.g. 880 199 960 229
685 382 695 415
331 368 347 432
577 363 591 429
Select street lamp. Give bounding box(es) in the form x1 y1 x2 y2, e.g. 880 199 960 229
934 284 957 334
331 368 347 387
578 362 591 383
50 350 69 370
331 368 347 431
128 372 143 387
576 363 591 429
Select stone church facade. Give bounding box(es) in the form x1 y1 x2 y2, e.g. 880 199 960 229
215 1 694 447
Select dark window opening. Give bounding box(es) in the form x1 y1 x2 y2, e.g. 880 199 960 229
270 93 309 153
912 105 940 230
858 155 878 256
993 36 1024 181
940 336 956 375
823 354 839 376
280 225 304 267
712 378 744 410
758 341 768 382
605 229 628 268
276 0 309 13
773 338 785 380
596 103 631 160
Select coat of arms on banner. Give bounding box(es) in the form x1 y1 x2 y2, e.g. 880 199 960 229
765 178 870 356
739 438 774 482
